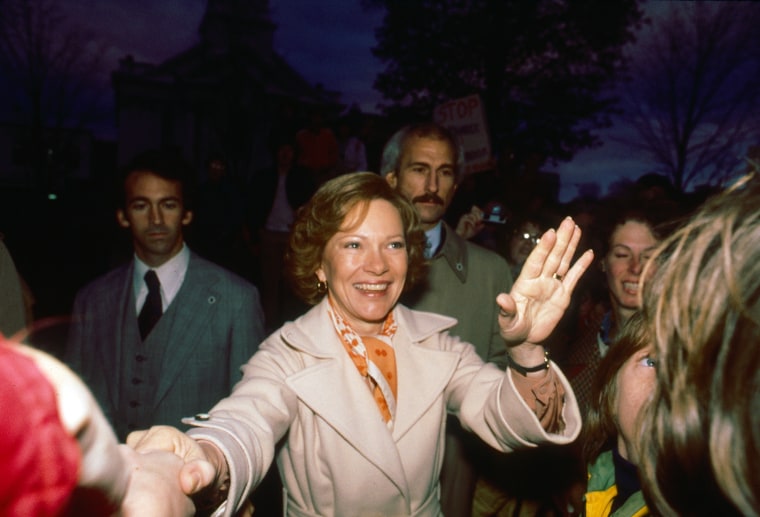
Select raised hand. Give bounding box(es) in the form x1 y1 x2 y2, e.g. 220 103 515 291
497 216 593 351
455 205 485 240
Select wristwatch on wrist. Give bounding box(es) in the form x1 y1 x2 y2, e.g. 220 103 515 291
506 350 550 376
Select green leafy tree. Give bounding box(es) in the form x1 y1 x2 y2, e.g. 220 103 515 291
368 0 643 166
618 2 760 192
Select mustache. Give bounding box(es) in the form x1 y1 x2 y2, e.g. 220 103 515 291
412 193 444 205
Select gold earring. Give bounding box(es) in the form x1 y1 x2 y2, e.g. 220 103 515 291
317 280 327 294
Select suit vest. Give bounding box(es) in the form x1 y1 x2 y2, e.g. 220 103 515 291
116 288 180 440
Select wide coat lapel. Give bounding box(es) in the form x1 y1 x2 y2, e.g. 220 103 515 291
280 300 461 500
282 301 410 497
390 306 460 441
153 254 220 405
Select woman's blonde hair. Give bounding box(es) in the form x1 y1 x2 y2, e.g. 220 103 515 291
285 172 427 305
639 173 760 516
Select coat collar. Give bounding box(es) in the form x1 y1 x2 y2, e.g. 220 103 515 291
279 299 459 498
432 222 469 283
280 298 458 356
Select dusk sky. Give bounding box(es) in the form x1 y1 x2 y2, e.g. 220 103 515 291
65 0 385 112
59 1 693 202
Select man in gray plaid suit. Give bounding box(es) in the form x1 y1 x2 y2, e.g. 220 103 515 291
65 149 265 441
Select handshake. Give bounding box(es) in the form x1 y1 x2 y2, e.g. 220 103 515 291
1 340 202 517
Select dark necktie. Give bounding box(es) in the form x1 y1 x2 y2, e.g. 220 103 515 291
138 270 162 340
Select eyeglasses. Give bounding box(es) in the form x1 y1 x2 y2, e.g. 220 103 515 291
515 232 540 245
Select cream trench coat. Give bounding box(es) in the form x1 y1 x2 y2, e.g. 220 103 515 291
185 298 581 517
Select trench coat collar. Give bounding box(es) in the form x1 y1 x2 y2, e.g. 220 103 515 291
432 222 468 283
279 298 459 500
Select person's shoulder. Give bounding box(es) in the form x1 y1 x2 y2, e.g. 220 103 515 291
464 239 508 266
394 303 458 339
443 223 506 261
189 254 258 293
0 239 13 263
76 263 130 298
457 236 510 278
191 255 251 282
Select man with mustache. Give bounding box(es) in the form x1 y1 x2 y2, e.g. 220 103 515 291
382 122 513 517
65 149 265 442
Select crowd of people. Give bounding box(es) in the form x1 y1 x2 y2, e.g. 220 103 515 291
1 118 758 517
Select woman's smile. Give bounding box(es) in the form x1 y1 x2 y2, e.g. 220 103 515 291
316 199 408 335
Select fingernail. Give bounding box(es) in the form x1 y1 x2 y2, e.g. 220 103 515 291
191 472 202 491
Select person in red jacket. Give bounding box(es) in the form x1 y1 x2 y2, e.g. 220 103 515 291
0 338 195 516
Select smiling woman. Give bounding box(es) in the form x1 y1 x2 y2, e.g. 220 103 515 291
286 171 427 307
563 204 676 416
125 171 594 517
315 199 410 335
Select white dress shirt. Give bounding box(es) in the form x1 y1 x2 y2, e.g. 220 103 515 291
132 244 190 313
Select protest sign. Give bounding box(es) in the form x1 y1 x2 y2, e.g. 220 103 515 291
433 94 492 175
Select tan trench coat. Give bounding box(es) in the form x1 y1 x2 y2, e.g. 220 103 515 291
186 298 581 517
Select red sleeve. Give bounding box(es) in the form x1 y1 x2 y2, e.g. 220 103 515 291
0 341 81 516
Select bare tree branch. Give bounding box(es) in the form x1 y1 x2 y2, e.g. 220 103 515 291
617 2 760 192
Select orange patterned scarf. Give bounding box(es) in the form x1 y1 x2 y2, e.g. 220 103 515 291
327 298 398 424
